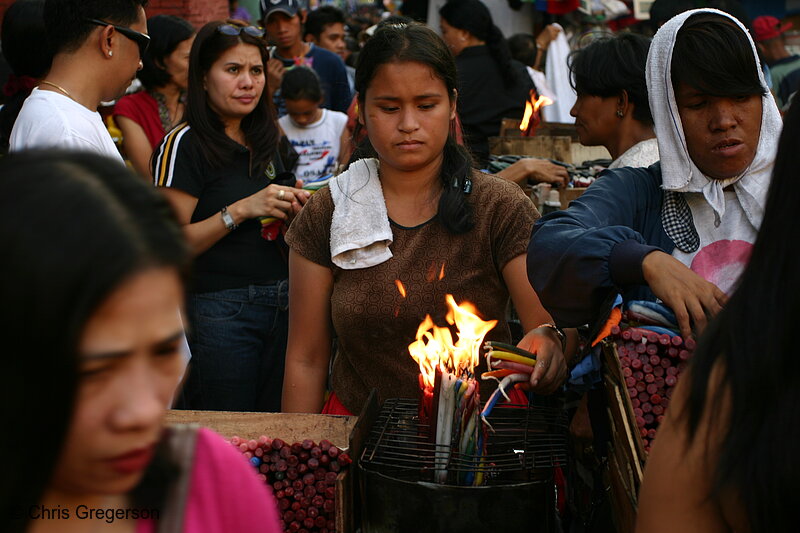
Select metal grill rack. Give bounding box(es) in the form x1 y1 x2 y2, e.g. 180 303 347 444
359 398 568 486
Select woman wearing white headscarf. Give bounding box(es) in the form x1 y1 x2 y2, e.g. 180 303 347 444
526 8 780 341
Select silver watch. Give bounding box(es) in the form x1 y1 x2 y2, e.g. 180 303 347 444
221 206 237 230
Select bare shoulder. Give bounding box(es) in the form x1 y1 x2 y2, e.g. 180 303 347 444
636 364 739 533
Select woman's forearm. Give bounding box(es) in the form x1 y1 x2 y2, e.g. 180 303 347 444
181 210 237 256
282 352 330 413
283 250 335 413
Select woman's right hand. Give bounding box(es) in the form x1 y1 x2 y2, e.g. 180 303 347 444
498 158 569 187
234 180 310 222
642 251 728 339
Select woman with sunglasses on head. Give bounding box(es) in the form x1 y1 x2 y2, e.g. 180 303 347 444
154 20 309 413
283 22 572 417
114 15 196 179
0 151 281 533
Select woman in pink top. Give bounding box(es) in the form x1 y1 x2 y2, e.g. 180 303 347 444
0 151 281 533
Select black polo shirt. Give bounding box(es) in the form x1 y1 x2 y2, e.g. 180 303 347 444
154 125 288 293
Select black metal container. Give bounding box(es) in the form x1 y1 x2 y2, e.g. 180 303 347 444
358 398 567 533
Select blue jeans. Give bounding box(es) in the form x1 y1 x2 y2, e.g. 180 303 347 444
178 281 289 412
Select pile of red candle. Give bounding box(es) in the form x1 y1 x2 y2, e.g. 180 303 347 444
609 326 696 452
229 436 352 532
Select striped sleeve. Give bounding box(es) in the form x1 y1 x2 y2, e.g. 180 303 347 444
152 124 200 195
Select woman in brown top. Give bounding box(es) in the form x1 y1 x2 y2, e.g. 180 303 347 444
283 23 570 415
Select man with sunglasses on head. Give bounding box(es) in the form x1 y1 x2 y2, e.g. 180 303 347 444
260 0 351 117
10 0 149 159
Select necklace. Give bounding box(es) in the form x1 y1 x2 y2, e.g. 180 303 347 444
40 80 75 101
151 90 187 132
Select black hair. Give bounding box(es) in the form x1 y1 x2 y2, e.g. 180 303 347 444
569 32 654 126
671 12 766 98
507 33 536 67
683 97 800 533
44 0 148 54
0 150 188 533
439 0 518 87
1 0 51 77
353 23 474 235
138 15 195 91
0 0 53 154
186 19 278 177
304 5 346 41
281 66 323 102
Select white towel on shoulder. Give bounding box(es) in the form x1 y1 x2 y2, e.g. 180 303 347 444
329 158 393 269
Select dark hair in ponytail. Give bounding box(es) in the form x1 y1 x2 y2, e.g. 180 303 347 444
439 0 517 86
353 22 474 234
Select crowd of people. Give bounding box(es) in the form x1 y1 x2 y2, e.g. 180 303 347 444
1 0 799 532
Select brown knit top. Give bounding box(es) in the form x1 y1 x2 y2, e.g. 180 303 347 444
285 170 538 413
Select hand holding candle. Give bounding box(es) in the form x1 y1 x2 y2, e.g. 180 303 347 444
515 327 569 394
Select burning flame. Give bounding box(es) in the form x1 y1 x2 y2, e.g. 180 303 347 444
408 295 498 389
395 279 407 298
519 91 554 133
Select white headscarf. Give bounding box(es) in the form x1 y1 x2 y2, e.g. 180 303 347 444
646 8 782 228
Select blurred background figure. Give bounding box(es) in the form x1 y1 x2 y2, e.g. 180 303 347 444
260 0 351 116
279 66 349 184
568 32 657 169
753 15 800 110
303 5 354 92
9 0 149 159
438 0 533 166
0 0 52 155
113 14 195 179
229 0 252 23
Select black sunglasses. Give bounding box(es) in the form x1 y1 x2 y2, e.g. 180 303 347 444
86 18 150 58
217 24 266 38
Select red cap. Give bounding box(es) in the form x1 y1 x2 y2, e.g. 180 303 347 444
753 15 793 42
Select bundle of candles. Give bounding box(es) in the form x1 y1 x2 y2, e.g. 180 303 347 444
480 341 538 425
229 435 351 532
408 295 497 485
608 311 696 452
407 295 560 485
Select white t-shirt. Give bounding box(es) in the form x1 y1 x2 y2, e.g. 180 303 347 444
9 87 122 161
672 190 756 295
279 108 347 184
